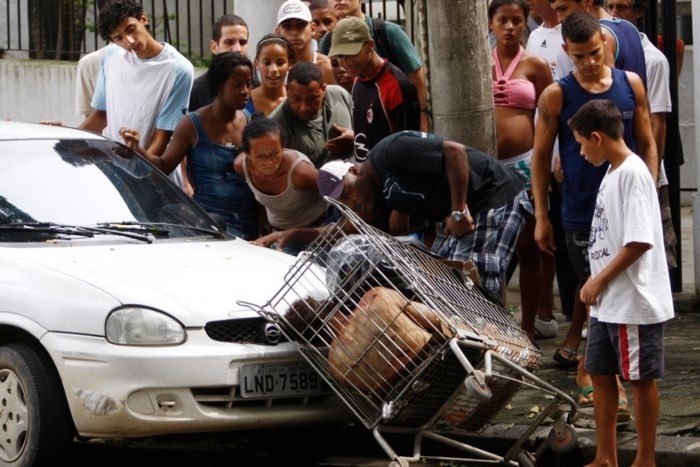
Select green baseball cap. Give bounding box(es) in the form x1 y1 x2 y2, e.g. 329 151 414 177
328 17 371 57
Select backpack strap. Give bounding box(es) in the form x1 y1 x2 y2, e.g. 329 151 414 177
370 17 396 66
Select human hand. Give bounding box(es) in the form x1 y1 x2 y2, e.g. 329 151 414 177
325 123 354 154
388 211 410 236
552 153 564 183
39 120 64 127
534 219 556 255
580 276 604 306
251 231 290 250
119 127 141 150
443 214 475 239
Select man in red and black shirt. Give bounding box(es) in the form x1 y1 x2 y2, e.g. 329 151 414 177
329 16 420 162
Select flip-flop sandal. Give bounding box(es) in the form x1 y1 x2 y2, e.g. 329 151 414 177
578 385 594 407
553 347 579 369
617 400 632 423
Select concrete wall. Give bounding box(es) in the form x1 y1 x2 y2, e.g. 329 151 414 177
234 0 284 59
679 46 696 204
0 60 81 127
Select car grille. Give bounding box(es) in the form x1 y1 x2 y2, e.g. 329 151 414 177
191 386 331 408
204 317 287 344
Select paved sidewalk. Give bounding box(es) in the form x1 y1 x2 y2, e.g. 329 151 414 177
487 205 700 465
322 207 700 466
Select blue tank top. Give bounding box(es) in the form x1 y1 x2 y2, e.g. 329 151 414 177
188 112 257 239
600 18 647 88
558 67 638 230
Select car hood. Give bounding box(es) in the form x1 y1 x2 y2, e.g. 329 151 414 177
5 239 328 329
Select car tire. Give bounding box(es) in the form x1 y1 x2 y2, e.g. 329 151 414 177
0 343 73 466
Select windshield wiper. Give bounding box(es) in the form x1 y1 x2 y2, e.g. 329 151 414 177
98 221 224 239
0 222 153 243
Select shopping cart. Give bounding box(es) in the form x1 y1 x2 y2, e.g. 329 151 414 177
243 199 578 466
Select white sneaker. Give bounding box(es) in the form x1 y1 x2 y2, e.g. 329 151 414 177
534 316 559 339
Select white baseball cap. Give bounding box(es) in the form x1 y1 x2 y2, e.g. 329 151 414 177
277 0 312 26
317 160 353 200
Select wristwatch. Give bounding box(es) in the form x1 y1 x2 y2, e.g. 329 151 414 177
450 207 470 222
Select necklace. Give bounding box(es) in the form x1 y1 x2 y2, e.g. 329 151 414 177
225 136 234 148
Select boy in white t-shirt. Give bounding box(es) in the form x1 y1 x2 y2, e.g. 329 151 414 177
81 0 193 188
570 99 674 467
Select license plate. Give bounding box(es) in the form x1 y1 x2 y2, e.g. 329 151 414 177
240 361 323 398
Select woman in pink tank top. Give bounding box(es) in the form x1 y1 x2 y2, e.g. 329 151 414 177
489 0 556 344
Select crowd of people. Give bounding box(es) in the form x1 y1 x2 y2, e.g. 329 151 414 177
68 1 679 465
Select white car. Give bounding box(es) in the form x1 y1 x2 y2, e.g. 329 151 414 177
0 122 349 466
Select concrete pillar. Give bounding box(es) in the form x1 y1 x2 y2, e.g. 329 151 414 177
426 0 495 154
233 0 285 58
692 0 700 296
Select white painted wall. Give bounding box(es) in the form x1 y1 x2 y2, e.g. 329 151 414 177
234 0 285 59
0 60 80 127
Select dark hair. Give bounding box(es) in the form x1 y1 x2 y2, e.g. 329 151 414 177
212 14 248 42
207 52 254 97
254 33 295 62
98 0 146 41
568 99 624 140
592 0 606 6
309 0 330 10
242 116 289 153
287 61 324 86
487 0 529 20
561 11 601 44
628 0 648 10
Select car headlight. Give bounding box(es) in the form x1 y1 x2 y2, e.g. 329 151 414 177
106 307 186 346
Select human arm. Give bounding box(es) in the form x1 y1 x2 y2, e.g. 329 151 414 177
119 115 194 174
441 140 474 238
291 157 322 191
406 68 429 132
675 39 685 77
252 226 326 249
180 158 194 197
388 211 410 236
579 242 651 305
79 110 108 134
325 123 355 157
146 128 174 156
627 71 658 183
650 112 667 170
531 84 562 255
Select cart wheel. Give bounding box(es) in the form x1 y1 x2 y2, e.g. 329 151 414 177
547 424 579 454
465 374 492 401
516 450 536 467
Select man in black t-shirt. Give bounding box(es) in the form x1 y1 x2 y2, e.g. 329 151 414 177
317 131 531 298
189 15 250 112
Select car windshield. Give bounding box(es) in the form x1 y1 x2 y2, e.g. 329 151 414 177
0 138 223 242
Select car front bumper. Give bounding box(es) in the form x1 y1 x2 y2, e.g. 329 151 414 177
42 331 351 438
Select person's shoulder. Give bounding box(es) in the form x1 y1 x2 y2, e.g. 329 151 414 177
269 99 291 121
191 72 208 90
162 43 195 69
325 84 352 100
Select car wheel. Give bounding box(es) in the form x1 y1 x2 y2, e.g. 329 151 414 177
0 343 73 466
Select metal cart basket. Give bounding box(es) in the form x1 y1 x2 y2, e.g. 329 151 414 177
245 200 578 466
